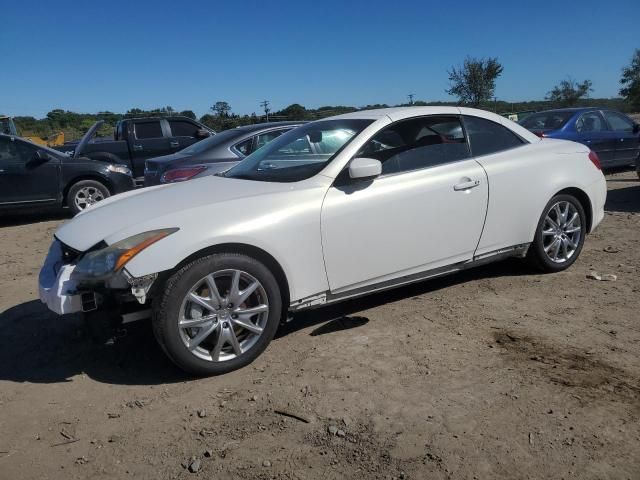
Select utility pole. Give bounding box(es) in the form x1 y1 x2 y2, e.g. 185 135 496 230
407 94 415 105
260 100 270 122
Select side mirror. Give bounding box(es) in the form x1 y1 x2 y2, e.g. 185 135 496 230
633 123 639 134
348 157 382 180
196 129 210 138
26 150 51 168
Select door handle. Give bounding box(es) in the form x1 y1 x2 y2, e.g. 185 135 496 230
170 141 180 148
133 144 143 152
454 179 480 191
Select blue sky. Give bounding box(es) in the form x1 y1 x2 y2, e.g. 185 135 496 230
2 0 638 118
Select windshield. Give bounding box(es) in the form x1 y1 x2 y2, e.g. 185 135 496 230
181 129 242 155
224 119 373 182
520 111 574 131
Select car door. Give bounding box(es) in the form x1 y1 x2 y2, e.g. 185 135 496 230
129 119 171 177
167 119 209 152
573 111 617 165
602 110 640 166
0 136 60 205
321 115 488 293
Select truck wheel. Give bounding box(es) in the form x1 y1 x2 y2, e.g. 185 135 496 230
67 180 110 215
152 253 282 376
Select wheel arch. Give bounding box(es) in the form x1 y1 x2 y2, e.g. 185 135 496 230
63 175 114 205
553 187 593 233
169 243 291 312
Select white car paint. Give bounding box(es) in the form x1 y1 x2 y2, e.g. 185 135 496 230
46 107 606 314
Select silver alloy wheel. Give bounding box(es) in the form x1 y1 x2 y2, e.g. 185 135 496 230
74 186 105 210
542 201 582 263
178 269 269 362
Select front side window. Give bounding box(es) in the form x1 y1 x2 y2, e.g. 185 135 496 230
357 116 469 175
169 120 200 137
0 137 17 164
134 121 163 139
576 112 606 133
225 119 372 182
0 137 37 163
464 116 524 157
603 111 634 132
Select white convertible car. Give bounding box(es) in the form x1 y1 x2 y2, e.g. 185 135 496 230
39 107 606 375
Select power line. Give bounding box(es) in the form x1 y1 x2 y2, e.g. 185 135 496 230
407 94 415 105
260 100 270 122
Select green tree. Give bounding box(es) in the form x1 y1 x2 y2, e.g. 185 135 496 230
546 78 593 107
279 103 308 120
620 49 640 110
211 101 231 117
179 110 197 120
446 56 503 107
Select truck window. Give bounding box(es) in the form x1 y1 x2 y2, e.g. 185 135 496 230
169 120 199 137
134 121 163 139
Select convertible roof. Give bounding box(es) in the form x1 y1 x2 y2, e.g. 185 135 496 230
327 106 540 143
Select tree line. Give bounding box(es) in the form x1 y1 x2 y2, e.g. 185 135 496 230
12 48 640 141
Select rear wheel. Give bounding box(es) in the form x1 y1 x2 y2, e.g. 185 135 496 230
527 194 587 272
153 253 282 376
67 180 110 215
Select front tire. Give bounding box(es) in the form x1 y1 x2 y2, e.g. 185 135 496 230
67 179 110 215
153 253 282 376
527 194 587 272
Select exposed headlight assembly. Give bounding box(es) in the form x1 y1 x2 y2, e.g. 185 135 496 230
74 228 178 279
106 164 133 176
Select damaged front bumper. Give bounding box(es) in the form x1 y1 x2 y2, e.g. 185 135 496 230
38 240 157 316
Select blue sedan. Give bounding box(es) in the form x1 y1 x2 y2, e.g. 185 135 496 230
520 108 640 168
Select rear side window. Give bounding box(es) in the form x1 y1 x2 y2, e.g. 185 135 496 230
234 138 253 156
357 116 469 175
169 120 199 137
134 121 163 139
255 129 286 149
463 116 524 157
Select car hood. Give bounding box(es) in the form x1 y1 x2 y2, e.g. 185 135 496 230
55 175 308 251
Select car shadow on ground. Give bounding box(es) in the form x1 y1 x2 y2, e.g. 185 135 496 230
0 259 532 387
605 184 640 213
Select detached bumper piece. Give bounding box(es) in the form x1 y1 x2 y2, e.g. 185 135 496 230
39 240 85 315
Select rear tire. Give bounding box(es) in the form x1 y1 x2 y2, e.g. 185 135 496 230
152 253 282 376
527 194 587 272
67 180 110 215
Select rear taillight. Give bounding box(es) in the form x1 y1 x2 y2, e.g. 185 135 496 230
588 150 601 170
533 130 546 138
160 165 207 183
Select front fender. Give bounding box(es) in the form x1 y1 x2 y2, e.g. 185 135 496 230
121 185 331 303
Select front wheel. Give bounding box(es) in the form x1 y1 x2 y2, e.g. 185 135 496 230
527 194 587 272
67 179 110 215
153 253 282 376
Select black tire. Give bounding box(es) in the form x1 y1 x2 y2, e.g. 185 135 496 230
152 253 282 376
527 194 587 272
67 179 110 215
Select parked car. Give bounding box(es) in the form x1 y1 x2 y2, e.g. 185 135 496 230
56 116 214 182
0 133 134 215
39 107 606 375
520 108 640 168
144 121 304 186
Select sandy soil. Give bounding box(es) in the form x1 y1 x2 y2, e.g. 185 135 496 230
0 171 638 480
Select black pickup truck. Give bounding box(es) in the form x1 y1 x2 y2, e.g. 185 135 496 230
56 116 214 182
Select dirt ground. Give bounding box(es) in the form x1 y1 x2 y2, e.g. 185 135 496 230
0 170 639 480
